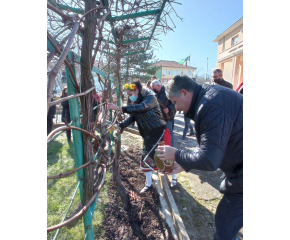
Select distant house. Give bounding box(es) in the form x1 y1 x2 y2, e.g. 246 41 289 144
150 60 196 84
213 17 243 90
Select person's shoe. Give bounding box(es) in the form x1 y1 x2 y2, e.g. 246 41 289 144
140 185 152 193
171 179 177 188
182 136 186 140
187 132 195 136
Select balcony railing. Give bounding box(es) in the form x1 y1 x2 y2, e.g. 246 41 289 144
218 41 243 62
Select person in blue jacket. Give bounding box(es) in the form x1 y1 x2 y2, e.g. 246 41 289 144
156 75 243 240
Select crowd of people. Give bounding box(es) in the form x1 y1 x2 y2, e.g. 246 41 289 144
48 68 243 240
107 69 243 240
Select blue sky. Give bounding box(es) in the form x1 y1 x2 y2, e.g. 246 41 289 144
153 0 243 75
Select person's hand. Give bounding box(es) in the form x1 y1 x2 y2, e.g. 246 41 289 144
155 145 177 161
161 162 185 175
107 124 120 134
163 108 169 114
107 103 118 110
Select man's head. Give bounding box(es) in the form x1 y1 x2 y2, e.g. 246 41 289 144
62 86 68 97
212 69 223 84
151 80 162 94
166 75 197 112
147 81 152 90
151 76 157 81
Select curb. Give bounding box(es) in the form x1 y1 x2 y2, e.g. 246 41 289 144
156 172 190 240
124 127 140 136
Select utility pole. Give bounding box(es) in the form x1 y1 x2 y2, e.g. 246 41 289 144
207 58 209 83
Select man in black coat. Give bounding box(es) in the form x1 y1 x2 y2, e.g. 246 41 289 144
156 75 243 240
151 80 176 147
213 69 233 89
47 97 56 135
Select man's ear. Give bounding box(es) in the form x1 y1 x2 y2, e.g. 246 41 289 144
181 89 187 96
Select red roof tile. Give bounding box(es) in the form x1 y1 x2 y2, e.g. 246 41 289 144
151 60 196 70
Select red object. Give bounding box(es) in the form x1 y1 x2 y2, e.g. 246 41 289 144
141 129 172 172
236 82 243 92
134 85 137 90
163 128 171 146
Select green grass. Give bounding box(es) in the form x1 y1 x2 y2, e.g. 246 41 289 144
47 133 112 240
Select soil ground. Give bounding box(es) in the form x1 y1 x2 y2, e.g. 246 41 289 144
98 143 175 240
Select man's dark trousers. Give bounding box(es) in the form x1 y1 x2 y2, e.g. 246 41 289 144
183 113 194 137
214 193 243 240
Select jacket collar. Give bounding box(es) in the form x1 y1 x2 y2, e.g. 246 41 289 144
156 86 165 96
185 83 202 120
136 88 147 104
220 78 226 84
158 85 165 95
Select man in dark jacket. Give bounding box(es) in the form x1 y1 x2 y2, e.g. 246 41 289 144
47 97 56 135
156 75 243 240
151 80 176 147
213 69 233 89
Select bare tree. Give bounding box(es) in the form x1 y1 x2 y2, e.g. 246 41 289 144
47 0 182 224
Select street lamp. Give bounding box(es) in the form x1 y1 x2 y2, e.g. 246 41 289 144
207 58 208 83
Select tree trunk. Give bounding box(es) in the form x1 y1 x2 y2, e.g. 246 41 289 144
113 137 130 210
80 0 97 204
116 45 123 105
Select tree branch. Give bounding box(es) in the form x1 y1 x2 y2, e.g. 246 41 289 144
47 2 74 22
49 86 95 107
47 23 80 114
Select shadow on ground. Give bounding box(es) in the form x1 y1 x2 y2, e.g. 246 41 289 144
169 175 216 239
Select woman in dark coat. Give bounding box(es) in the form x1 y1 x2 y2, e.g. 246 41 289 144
61 86 71 142
107 81 171 193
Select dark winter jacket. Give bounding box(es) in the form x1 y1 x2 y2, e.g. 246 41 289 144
119 89 166 137
175 84 243 194
48 97 56 119
217 78 233 89
155 86 176 121
61 97 71 123
93 99 98 119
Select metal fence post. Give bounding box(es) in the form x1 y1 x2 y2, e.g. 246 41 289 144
66 51 94 239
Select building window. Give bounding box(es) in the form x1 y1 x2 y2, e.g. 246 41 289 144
232 36 238 46
187 71 191 76
174 70 178 75
179 70 183 75
168 70 173 75
163 69 167 75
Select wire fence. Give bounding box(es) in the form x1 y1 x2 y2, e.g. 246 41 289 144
47 80 122 238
